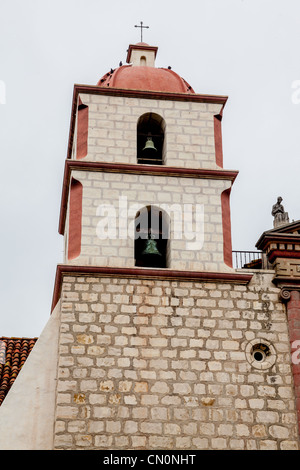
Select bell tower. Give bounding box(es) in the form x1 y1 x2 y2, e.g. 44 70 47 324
55 41 239 290
0 41 299 452
51 42 298 451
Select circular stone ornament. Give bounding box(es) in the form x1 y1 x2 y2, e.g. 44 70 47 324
245 339 277 370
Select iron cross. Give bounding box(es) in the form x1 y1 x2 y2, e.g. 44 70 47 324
134 21 149 42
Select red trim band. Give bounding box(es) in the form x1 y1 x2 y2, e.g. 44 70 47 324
221 188 233 268
214 109 224 168
76 99 88 159
68 178 83 260
285 291 300 436
268 250 300 263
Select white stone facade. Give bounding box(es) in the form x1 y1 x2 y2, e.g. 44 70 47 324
65 90 232 271
73 93 223 170
65 169 232 272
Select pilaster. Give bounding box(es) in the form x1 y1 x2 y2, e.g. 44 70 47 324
257 221 300 442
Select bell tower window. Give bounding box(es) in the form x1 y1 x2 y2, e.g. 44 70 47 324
134 205 170 268
137 113 166 165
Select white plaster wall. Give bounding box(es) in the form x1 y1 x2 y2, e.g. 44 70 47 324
0 302 60 450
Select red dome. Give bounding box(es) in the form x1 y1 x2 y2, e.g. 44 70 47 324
97 65 194 94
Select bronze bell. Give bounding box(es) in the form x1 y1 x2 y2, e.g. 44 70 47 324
142 137 157 153
142 237 162 256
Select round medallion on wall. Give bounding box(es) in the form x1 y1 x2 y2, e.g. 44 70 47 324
245 339 277 370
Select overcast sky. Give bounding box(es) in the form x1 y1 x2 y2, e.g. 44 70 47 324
0 0 299 337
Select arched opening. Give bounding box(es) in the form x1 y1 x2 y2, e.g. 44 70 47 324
134 205 170 268
137 113 165 165
140 55 147 66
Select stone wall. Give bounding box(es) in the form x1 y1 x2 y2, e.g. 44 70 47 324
75 93 222 169
53 271 299 450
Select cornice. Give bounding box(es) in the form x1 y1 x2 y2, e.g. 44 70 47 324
256 232 300 251
74 83 228 104
268 250 300 263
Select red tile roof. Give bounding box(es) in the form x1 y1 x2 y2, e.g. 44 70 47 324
0 337 38 406
97 65 195 94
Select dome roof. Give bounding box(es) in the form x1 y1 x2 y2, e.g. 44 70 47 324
97 65 194 94
97 43 195 94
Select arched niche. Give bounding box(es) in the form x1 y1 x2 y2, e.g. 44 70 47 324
134 205 170 268
137 113 166 165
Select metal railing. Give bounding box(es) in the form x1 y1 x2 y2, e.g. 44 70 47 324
232 250 264 269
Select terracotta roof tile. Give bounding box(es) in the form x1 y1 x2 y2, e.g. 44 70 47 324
0 336 38 406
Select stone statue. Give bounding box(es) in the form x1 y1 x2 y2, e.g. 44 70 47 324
272 196 289 228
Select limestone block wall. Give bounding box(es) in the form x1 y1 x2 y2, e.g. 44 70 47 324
53 272 299 450
65 169 232 272
74 93 223 169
